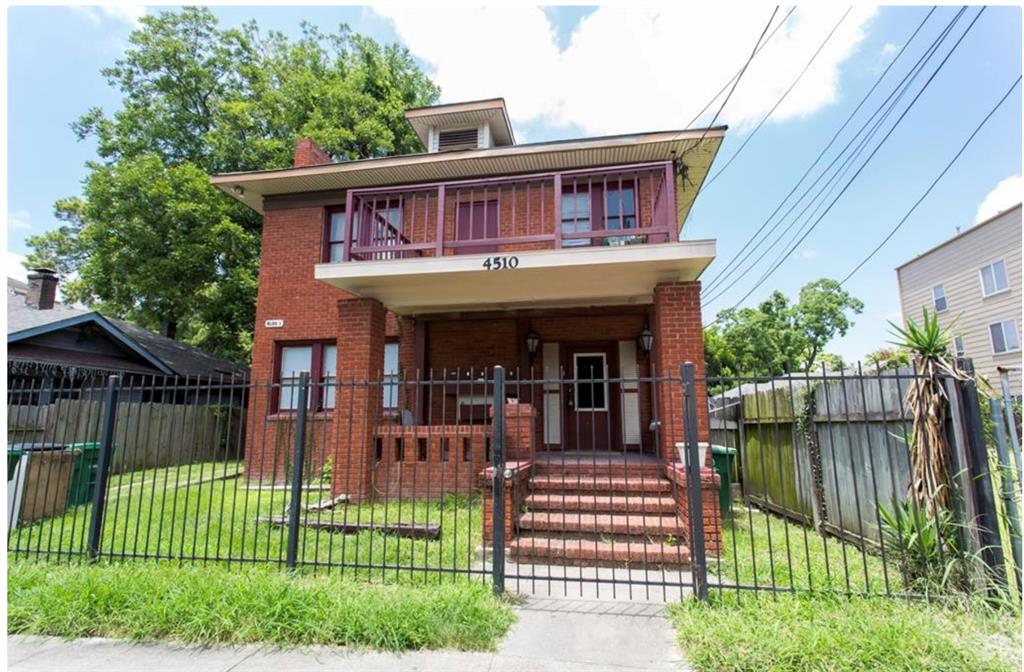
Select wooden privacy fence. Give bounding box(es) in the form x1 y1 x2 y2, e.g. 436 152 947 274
710 372 916 545
9 400 245 474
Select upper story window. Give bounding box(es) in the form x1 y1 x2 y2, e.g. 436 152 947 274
989 319 1020 354
932 284 948 312
604 183 637 232
324 208 346 263
275 340 336 412
953 335 966 357
560 181 638 247
561 190 592 247
979 259 1009 297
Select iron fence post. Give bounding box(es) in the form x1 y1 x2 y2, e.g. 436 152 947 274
87 374 120 559
956 361 1007 587
682 363 708 602
286 372 310 570
491 365 506 597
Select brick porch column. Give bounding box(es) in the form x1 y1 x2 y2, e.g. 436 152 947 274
331 297 386 501
652 281 710 463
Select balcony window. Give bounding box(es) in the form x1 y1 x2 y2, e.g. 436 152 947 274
324 208 346 262
980 259 1009 297
604 183 637 245
932 284 948 312
989 319 1020 354
275 341 337 412
561 190 592 247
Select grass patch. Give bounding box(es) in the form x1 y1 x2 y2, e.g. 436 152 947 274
8 559 515 651
712 507 896 594
668 593 1021 672
10 461 481 582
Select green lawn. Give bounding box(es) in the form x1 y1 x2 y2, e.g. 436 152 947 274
8 560 515 651
711 506 895 595
10 461 483 583
668 593 1021 672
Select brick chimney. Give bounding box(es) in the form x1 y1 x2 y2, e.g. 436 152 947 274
26 268 58 310
293 138 331 167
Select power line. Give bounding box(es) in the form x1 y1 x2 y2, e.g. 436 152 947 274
706 6 985 324
838 75 1022 287
684 6 797 129
701 6 942 297
703 7 854 188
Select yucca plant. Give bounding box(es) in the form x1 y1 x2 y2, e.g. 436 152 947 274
888 309 963 516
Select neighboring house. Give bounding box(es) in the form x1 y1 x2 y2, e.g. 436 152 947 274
896 203 1022 396
8 269 248 399
213 97 724 540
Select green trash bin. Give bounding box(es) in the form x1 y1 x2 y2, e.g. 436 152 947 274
65 442 102 506
711 444 737 518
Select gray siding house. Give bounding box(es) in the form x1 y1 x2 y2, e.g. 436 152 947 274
897 203 1022 395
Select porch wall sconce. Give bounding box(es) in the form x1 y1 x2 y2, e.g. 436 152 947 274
638 326 654 356
525 331 540 362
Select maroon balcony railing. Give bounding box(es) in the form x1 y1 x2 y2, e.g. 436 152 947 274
338 161 678 262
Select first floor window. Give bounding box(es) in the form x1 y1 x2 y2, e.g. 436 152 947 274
953 335 966 357
275 341 337 411
989 320 1020 354
383 342 399 409
980 259 1009 296
932 284 948 312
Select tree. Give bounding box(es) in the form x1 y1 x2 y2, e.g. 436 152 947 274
24 8 440 362
864 347 911 371
703 278 864 377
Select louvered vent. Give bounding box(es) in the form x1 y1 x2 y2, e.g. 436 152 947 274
437 128 479 152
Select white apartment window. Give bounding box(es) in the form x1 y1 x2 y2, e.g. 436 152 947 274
278 345 312 411
953 335 965 358
932 284 948 312
989 319 1020 354
383 342 400 409
980 259 1009 297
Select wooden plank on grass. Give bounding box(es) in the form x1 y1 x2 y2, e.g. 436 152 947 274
257 515 441 540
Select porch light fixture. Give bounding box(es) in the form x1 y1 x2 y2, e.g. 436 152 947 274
638 326 654 355
525 331 540 360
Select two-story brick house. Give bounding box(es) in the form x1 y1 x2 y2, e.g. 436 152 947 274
213 99 726 563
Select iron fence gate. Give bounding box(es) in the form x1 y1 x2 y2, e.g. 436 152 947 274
7 361 1018 602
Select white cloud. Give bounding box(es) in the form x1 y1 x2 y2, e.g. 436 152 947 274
375 6 876 136
8 209 32 231
974 175 1023 224
6 251 28 284
799 248 818 260
880 42 899 58
71 5 145 28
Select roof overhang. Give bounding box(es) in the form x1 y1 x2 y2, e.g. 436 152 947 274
405 98 515 147
314 241 716 315
212 128 726 228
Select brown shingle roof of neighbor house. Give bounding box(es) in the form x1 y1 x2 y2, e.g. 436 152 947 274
7 278 248 379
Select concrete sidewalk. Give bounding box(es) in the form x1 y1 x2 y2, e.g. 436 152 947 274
7 599 690 672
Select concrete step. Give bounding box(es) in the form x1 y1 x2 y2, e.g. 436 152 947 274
509 535 691 568
529 475 673 495
532 460 663 479
524 493 677 515
519 512 686 538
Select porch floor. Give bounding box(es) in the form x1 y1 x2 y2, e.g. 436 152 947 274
533 451 662 466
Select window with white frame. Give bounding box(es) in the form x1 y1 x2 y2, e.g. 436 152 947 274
953 335 965 357
989 319 1020 354
383 342 400 409
275 341 336 412
932 284 948 312
980 259 1009 297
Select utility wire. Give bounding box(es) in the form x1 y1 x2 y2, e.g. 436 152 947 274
702 6 941 296
705 6 985 325
838 75 1022 287
684 6 797 129
703 7 854 188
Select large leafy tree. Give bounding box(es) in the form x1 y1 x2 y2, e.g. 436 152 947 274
25 8 439 362
704 278 863 377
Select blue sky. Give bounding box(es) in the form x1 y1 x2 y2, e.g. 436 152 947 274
5 5 1022 362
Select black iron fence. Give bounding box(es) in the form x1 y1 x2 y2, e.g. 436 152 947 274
6 363 1019 603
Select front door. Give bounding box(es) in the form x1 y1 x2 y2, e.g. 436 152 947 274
564 345 615 452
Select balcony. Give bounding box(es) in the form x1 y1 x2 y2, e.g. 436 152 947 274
315 161 716 313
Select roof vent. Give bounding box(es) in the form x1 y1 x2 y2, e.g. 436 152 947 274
437 128 479 152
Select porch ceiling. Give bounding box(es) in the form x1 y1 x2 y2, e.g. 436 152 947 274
314 241 715 315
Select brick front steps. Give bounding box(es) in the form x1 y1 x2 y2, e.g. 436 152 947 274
509 536 691 567
509 461 691 569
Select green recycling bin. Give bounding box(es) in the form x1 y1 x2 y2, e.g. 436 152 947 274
65 442 102 506
711 444 737 518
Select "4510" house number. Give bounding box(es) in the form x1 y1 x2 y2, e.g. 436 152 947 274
481 256 520 270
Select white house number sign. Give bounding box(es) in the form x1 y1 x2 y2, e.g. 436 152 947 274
481 256 519 270
264 319 284 328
